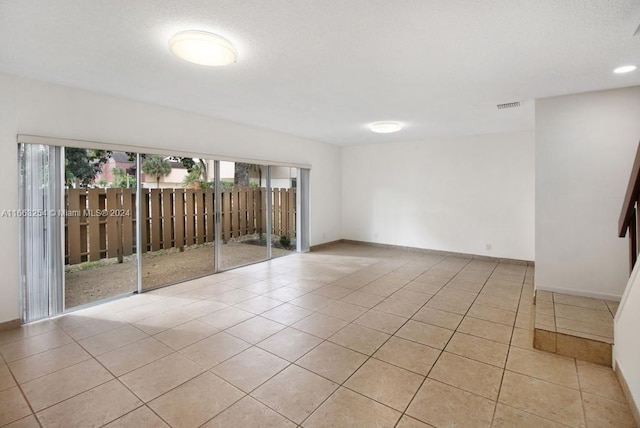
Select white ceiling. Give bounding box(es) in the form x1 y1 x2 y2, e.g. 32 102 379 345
0 0 639 145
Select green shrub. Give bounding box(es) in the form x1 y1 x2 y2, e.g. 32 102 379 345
279 235 291 249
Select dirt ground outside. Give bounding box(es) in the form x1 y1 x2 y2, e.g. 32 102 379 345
65 242 294 309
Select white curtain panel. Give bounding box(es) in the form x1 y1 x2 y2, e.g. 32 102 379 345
18 144 64 322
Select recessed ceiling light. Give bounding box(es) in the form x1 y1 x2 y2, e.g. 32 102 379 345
613 65 637 74
370 122 402 133
169 30 238 66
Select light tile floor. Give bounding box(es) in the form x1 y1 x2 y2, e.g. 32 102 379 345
0 243 636 427
533 291 616 366
535 291 616 341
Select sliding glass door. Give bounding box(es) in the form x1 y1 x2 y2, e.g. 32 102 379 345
270 166 298 258
64 148 138 309
218 161 269 270
19 137 310 322
140 154 216 291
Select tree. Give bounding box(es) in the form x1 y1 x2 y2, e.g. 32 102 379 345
234 163 250 187
235 163 265 187
175 157 211 188
65 148 110 188
181 162 210 189
142 155 171 188
175 157 208 179
111 167 136 189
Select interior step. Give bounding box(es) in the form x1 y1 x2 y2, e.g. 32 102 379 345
533 291 617 366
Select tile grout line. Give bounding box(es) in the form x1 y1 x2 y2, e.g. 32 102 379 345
39 333 151 426
108 272 307 426
119 313 294 426
574 353 589 428
217 259 398 426
7 285 252 426
492 272 589 427
5 249 609 428
122 260 384 427
290 254 453 426
394 257 500 427
3 357 44 427
3 255 435 426
3 324 117 420
294 275 423 422
489 267 526 427
289 254 531 426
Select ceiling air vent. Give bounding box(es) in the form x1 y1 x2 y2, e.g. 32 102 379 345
497 102 521 110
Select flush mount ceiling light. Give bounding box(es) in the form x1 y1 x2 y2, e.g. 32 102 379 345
370 122 402 133
613 65 637 74
169 30 238 66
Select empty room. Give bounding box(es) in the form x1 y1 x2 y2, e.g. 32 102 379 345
0 1 639 427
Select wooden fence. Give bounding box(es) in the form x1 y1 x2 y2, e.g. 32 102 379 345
64 187 296 265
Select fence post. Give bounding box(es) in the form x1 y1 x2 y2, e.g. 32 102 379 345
121 188 134 257
205 189 214 243
87 189 101 261
222 190 231 243
105 188 123 262
140 188 149 253
231 188 239 239
196 189 205 245
67 189 82 264
174 189 185 250
162 189 173 250
65 185 298 265
239 187 247 236
256 188 264 235
185 189 195 245
149 189 162 251
288 188 295 238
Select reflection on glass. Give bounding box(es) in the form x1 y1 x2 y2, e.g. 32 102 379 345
219 161 269 270
64 148 138 308
140 154 216 290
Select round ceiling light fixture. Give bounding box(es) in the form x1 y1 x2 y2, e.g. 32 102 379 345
613 65 637 74
169 30 238 66
369 121 402 134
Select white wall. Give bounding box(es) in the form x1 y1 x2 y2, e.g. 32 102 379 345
0 74 19 325
536 86 640 300
615 263 640 422
0 73 342 324
341 132 535 261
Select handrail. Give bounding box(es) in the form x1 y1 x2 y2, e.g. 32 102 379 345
619 141 640 273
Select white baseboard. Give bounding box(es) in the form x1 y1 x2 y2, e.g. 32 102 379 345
616 261 640 325
340 239 534 265
534 285 621 302
615 362 640 428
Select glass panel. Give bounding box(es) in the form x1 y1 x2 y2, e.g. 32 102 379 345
140 154 216 290
19 144 64 322
64 148 138 309
298 168 310 252
19 139 308 319
270 166 298 257
218 161 268 270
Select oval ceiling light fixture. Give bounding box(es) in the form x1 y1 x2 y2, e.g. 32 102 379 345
370 121 402 134
613 65 637 74
169 30 238 66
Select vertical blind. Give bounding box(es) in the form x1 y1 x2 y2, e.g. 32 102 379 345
19 144 64 322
